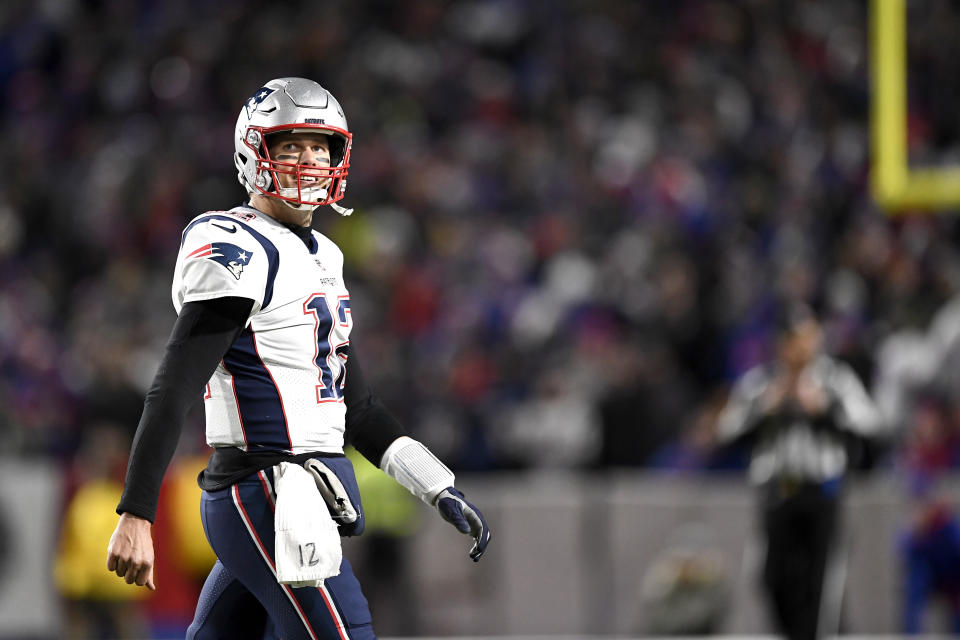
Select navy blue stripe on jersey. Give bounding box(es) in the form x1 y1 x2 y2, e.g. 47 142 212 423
221 329 292 452
181 213 280 309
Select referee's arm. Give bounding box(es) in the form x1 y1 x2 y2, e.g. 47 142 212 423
716 366 771 447
830 360 887 438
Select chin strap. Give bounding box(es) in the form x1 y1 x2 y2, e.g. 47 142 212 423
275 184 353 216
329 202 354 216
278 185 326 212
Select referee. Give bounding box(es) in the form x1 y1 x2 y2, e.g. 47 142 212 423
717 305 885 640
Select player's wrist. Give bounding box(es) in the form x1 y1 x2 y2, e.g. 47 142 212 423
118 511 153 527
380 436 455 506
431 486 458 506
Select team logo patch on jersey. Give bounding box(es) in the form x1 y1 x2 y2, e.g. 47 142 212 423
245 86 276 119
187 242 253 280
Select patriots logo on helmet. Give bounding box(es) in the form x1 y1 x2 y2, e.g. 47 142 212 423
187 242 253 280
245 86 276 119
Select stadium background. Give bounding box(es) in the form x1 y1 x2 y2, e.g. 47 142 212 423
1 0 960 637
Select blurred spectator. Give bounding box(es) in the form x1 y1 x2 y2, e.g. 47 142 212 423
54 423 149 640
715 305 886 640
54 424 211 639
494 364 601 468
597 338 696 467
639 522 730 635
902 397 960 473
899 474 960 635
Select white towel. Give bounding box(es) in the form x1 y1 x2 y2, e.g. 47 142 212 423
273 461 342 588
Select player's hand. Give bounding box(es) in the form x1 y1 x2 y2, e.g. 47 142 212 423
435 487 491 562
106 512 157 590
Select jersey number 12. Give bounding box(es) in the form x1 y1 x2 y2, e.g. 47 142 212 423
304 294 351 403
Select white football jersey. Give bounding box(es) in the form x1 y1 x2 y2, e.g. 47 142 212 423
173 204 352 454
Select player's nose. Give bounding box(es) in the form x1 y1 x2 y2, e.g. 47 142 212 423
300 148 328 167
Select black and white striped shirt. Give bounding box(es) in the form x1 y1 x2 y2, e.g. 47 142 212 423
717 356 884 485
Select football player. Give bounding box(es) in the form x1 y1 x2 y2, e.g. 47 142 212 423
106 77 491 640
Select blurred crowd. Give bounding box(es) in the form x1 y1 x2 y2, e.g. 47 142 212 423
5 0 960 635
3 0 960 475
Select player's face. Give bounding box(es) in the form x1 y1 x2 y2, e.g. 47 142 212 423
267 133 333 191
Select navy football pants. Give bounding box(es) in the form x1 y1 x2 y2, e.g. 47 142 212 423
186 468 376 640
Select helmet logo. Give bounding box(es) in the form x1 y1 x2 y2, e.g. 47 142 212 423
244 87 276 119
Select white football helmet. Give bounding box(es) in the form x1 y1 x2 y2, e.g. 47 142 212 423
234 77 352 213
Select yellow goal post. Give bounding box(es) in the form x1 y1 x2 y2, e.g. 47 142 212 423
871 0 960 210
